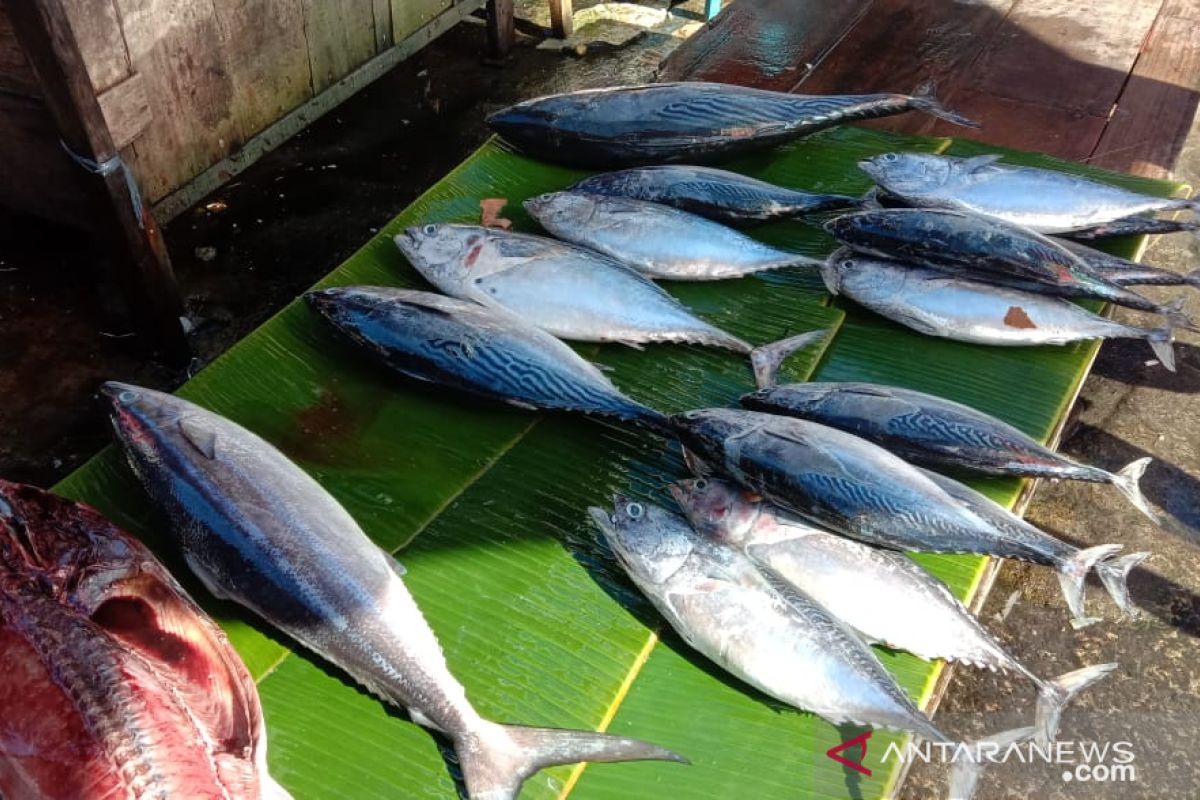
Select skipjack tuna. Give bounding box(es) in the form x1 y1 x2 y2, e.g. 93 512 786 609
487 81 976 167
101 383 686 800
0 479 288 800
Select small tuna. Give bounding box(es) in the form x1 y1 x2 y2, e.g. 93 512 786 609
307 286 669 430
0 479 288 800
568 165 860 224
820 250 1179 370
101 383 686 800
486 81 975 168
395 224 825 388
858 152 1198 234
1055 237 1200 289
671 478 1115 743
525 191 823 281
1063 216 1200 241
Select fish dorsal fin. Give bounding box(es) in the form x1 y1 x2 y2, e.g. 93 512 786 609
179 417 218 459
960 154 1005 173
384 551 407 577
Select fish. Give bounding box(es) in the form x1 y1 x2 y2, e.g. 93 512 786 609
741 381 1160 525
824 207 1190 320
0 479 288 800
100 382 687 800
858 152 1198 234
395 224 825 389
670 477 1115 742
568 165 860 224
306 286 670 430
1055 237 1200 289
486 81 976 168
820 250 1179 370
668 408 1141 599
524 191 822 281
1063 215 1200 241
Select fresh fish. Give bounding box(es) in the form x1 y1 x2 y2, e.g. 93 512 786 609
669 408 1139 590
918 468 1148 627
820 250 1179 370
568 165 860 224
1055 237 1200 289
525 191 822 281
307 286 669 430
741 381 1160 525
858 152 1198 233
487 81 976 168
1063 215 1200 241
824 208 1188 319
670 477 1115 742
590 497 947 738
0 479 288 800
101 383 686 800
395 224 824 389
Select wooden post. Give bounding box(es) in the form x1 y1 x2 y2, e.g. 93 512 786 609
549 0 573 39
6 0 189 359
486 0 514 61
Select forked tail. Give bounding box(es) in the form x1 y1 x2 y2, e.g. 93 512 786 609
750 329 831 389
1108 457 1157 522
1053 543 1123 629
1144 326 1177 372
1030 663 1117 748
1096 551 1150 616
947 726 1037 800
910 80 980 129
459 721 686 800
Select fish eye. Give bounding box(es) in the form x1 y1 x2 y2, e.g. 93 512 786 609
842 259 855 268
683 410 700 419
626 502 644 519
118 390 138 404
694 479 708 491
422 224 437 235
882 153 898 162
539 192 554 202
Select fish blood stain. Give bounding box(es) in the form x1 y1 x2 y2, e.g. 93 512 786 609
1003 306 1037 329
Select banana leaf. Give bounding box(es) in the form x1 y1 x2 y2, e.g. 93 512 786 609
53 125 1184 799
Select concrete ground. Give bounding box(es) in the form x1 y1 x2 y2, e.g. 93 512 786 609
1 2 1197 798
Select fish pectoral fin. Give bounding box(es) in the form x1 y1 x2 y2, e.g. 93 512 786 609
184 553 230 600
178 416 219 459
961 154 1005 173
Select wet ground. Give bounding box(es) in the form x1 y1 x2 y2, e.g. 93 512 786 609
2 3 1199 799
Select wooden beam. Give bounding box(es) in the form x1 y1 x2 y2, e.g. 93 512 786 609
486 0 514 61
96 72 151 149
5 0 188 358
548 0 572 39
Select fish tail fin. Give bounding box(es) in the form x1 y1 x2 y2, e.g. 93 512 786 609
947 726 1037 800
1110 456 1158 522
1161 295 1200 332
1145 324 1177 371
910 79 979 129
859 185 884 209
632 408 677 439
1032 663 1117 748
460 722 687 800
1055 543 1123 629
750 329 831 389
1096 551 1150 616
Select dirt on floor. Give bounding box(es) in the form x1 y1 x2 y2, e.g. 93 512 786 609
0 1 704 487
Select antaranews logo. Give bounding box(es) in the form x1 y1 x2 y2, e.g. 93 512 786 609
824 731 1138 785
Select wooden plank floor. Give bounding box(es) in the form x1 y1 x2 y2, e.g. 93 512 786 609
664 0 1200 177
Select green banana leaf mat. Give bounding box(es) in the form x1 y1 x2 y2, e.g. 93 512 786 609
55 126 1184 799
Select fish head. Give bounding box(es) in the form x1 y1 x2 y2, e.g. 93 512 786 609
668 408 762 470
524 191 599 230
669 478 758 546
0 481 269 794
744 382 837 415
858 152 951 195
589 497 695 586
395 224 486 295
99 381 195 468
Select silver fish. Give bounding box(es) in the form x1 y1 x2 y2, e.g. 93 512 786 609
820 250 1178 370
524 191 822 281
670 478 1114 743
741 381 1160 524
590 497 946 738
307 286 670 430
487 81 976 168
568 165 860 224
101 382 687 800
1056 237 1200 289
395 224 824 389
859 152 1198 233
